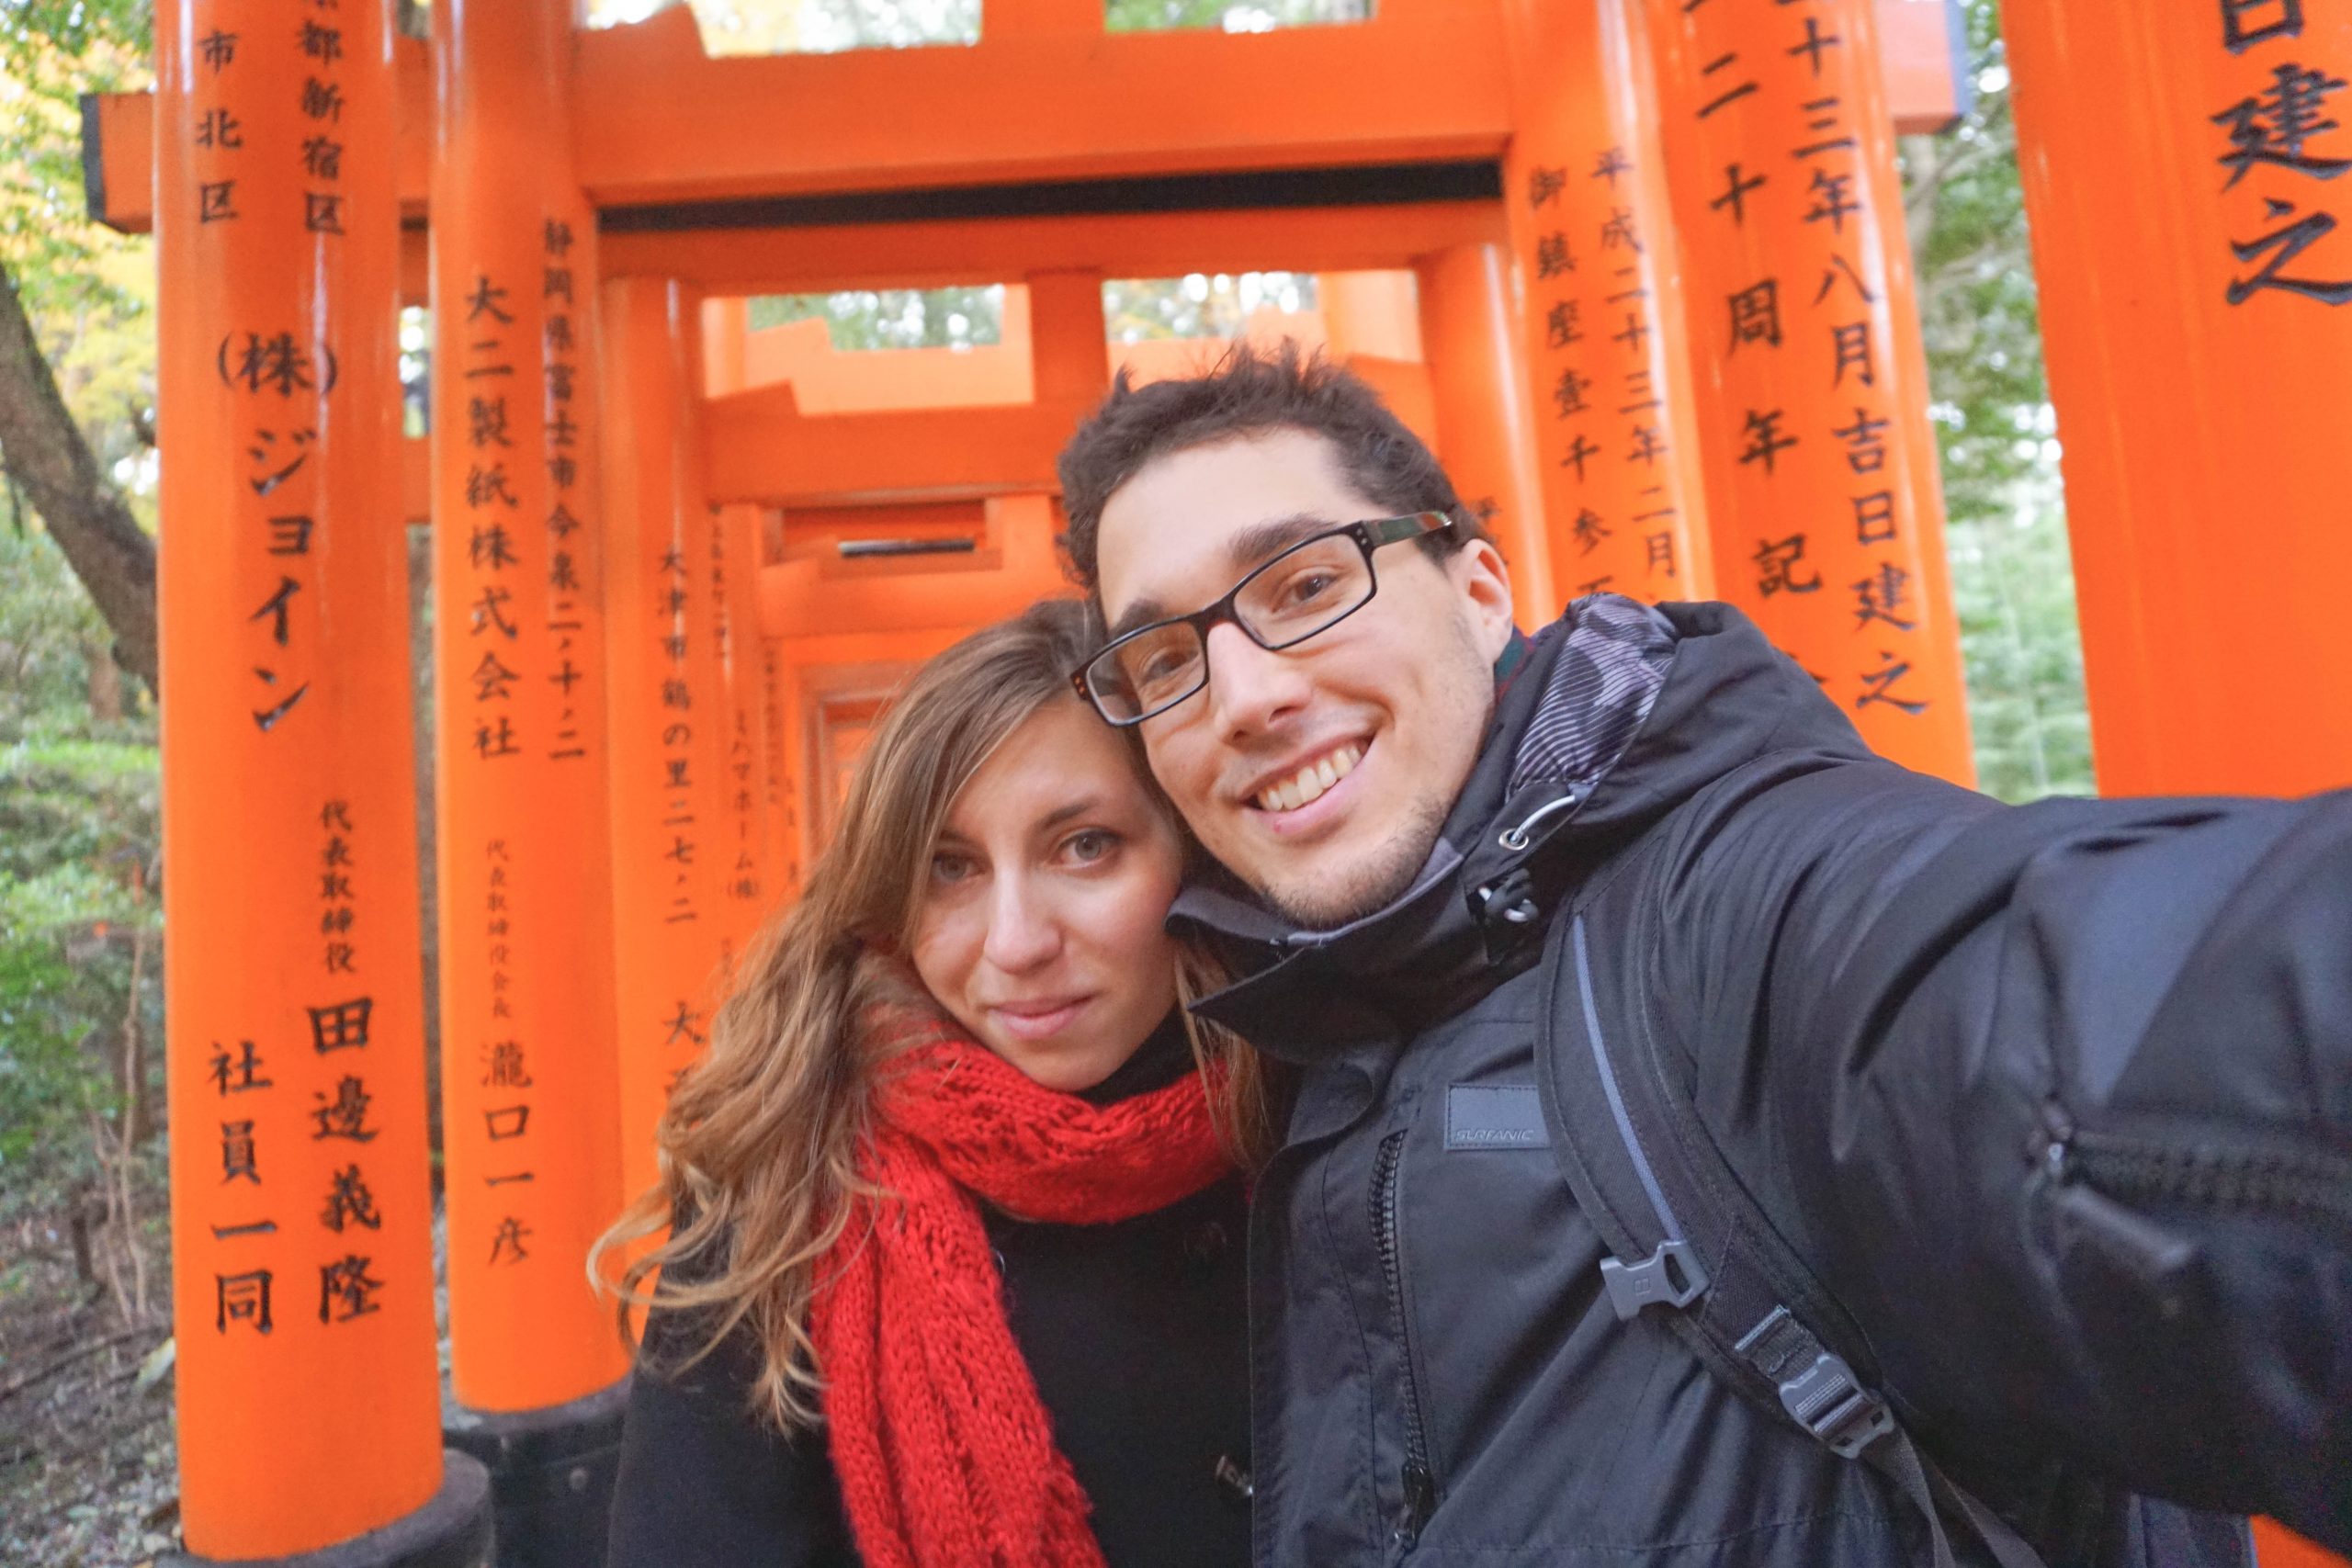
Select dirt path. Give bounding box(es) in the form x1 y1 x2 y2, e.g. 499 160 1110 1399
0 1166 179 1568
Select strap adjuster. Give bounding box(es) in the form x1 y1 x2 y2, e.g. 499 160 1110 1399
1599 1238 1709 1320
1777 1352 1895 1460
1735 1306 1898 1461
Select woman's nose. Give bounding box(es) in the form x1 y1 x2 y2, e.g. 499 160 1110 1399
980 874 1063 973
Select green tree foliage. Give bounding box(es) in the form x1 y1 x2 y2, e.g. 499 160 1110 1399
1105 0 1365 31
0 544 160 1186
1104 270 1315 342
0 509 109 725
0 0 163 1185
749 284 1006 349
1 0 153 318
1 0 157 536
592 0 979 53
1905 0 2093 801
0 735 159 1179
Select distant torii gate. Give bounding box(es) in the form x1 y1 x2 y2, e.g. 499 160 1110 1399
88 1 2351 1564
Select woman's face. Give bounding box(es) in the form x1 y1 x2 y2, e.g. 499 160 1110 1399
910 697 1187 1093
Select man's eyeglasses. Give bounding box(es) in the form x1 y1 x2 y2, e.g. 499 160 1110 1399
1073 512 1453 728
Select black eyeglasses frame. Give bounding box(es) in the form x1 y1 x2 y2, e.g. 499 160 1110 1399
1071 510 1455 728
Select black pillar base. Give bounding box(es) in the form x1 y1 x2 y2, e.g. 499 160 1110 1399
161 1448 494 1568
442 1378 630 1568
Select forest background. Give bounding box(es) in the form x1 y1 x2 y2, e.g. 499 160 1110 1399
0 0 2075 1561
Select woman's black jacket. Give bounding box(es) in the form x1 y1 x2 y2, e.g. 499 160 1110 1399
605 1019 1253 1568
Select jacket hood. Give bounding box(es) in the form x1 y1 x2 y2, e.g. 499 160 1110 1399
1171 596 1873 1057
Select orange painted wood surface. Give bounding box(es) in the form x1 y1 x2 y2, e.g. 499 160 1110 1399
599 276 729 1211
701 305 775 959
705 266 1111 506
1318 269 1424 364
2006 0 2352 799
427 0 627 1415
1028 268 1114 411
156 0 444 1554
1878 0 1970 133
770 619 1043 868
1500 0 1715 607
738 302 1035 411
758 492 1072 644
89 5 1961 234
706 387 1083 506
1648 0 1974 784
2255 1519 2351 1568
610 201 1507 296
1416 244 1559 627
758 629 802 905
711 503 775 965
572 1 1509 208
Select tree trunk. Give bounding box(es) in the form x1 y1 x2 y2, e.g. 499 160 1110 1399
84 636 125 720
0 262 157 693
120 925 151 1146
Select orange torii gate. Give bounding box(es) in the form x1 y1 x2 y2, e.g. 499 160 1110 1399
90 1 2348 1564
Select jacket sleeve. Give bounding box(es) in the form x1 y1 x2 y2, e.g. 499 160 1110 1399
1660 755 2352 1551
606 1271 860 1568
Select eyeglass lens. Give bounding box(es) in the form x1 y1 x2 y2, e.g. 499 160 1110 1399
1090 532 1374 721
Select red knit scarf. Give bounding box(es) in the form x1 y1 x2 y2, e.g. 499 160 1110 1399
809 1002 1233 1568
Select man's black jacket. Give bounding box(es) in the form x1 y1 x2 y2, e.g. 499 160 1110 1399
1174 597 2349 1566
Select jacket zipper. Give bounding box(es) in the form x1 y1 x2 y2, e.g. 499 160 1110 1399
1371 1130 1438 1550
2041 1104 2352 1238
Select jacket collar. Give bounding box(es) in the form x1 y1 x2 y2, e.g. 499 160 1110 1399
1172 597 1873 1062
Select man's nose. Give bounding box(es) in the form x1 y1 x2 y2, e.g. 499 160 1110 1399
1204 620 1311 740
980 871 1063 974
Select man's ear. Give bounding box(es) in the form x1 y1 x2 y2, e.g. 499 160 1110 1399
1449 538 1517 661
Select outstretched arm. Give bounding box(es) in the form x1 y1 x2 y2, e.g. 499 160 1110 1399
1673 761 2352 1550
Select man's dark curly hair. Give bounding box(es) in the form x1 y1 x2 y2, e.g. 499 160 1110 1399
1056 340 1490 597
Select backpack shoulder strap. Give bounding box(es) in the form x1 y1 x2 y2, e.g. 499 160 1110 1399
1533 905 2049 1568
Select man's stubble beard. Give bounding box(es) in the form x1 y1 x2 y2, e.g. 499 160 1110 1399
1256 610 1495 933
1261 788 1451 932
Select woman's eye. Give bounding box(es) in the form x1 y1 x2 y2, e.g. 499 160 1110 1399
930 852 976 884
1063 829 1118 864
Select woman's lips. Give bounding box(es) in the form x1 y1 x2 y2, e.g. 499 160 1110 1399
988 997 1091 1042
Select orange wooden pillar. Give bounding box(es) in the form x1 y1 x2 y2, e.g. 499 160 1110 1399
2004 3 2352 800
1029 266 1114 425
1414 244 1558 626
1646 0 1973 784
426 0 630 1534
712 502 775 960
154 0 489 1560
698 300 775 953
1498 0 1713 606
760 607 802 906
602 276 728 1208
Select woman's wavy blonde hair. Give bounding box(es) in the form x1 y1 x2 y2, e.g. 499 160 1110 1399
592 598 1277 1432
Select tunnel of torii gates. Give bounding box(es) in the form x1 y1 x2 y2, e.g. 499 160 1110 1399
72 0 2352 1562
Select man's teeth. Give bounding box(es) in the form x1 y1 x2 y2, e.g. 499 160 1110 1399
1256 744 1364 813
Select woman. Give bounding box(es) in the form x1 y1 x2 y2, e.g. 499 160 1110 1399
600 600 1273 1568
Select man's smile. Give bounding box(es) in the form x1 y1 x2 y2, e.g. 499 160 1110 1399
1245 739 1367 815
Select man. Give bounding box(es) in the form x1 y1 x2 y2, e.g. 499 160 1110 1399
1055 344 2351 1566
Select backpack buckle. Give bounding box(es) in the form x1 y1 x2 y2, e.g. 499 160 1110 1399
1777 1352 1895 1460
1599 1238 1709 1320
1471 869 1545 965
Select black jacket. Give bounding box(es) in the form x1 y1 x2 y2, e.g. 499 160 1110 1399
1175 598 2349 1566
606 1017 1254 1568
